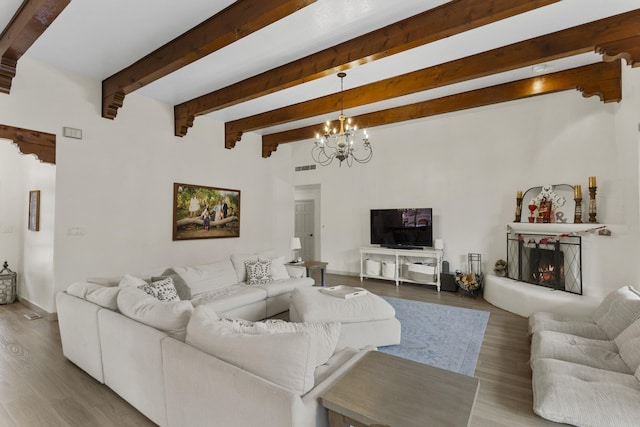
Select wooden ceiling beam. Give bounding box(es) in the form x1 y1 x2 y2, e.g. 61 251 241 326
102 0 317 119
261 60 622 158
0 124 56 164
227 9 640 149
0 0 70 94
175 0 560 136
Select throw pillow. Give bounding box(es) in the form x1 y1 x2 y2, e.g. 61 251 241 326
117 287 193 341
159 269 191 300
245 260 272 285
259 255 290 281
139 277 180 301
186 306 316 395
592 285 640 339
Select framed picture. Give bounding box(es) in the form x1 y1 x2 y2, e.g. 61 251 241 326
28 190 40 231
172 183 240 240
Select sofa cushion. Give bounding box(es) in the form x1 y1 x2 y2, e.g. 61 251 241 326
190 284 267 313
173 258 238 296
66 282 120 310
614 319 640 372
592 285 640 339
139 277 180 302
256 276 313 298
117 288 193 341
531 330 630 373
532 358 640 427
186 305 316 395
245 259 272 285
230 253 258 283
220 318 340 366
159 269 191 300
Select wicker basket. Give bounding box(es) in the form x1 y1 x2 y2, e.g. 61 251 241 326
0 262 17 304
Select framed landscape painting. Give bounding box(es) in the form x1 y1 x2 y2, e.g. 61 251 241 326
172 183 240 241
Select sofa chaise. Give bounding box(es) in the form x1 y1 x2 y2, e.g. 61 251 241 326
529 285 640 427
57 251 374 427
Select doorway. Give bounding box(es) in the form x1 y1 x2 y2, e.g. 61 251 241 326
294 184 320 261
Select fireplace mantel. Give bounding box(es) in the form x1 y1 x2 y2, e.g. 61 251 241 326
507 222 607 235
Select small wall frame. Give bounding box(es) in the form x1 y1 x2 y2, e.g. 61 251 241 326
28 190 40 231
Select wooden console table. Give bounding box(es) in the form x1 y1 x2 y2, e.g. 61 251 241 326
321 351 479 427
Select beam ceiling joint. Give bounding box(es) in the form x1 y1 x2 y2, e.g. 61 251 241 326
261 60 622 158
177 0 559 138
596 35 640 68
0 0 70 94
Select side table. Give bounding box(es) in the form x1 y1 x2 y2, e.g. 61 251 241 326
288 260 328 287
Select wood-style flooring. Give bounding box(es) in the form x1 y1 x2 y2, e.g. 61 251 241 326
0 273 561 426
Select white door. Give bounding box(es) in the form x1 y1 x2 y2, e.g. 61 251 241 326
295 200 315 261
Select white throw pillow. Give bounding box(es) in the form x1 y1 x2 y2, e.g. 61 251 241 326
85 286 121 310
593 285 640 338
117 287 193 341
186 306 316 395
118 274 148 287
245 259 272 285
615 319 640 371
259 256 290 281
230 253 258 282
139 277 180 301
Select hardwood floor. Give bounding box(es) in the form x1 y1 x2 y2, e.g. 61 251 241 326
0 274 561 426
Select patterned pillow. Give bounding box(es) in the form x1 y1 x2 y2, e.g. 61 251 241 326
139 277 180 301
245 260 272 285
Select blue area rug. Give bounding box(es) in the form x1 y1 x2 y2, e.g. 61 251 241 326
379 297 489 376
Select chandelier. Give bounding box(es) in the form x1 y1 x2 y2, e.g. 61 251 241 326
312 72 372 167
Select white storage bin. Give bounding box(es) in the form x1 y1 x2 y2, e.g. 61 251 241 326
408 263 436 283
382 262 396 279
365 259 382 276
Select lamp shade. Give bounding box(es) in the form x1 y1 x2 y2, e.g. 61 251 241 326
290 237 302 250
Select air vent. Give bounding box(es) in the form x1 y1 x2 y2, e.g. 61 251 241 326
295 164 317 172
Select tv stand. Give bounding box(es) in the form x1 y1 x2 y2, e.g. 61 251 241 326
360 246 443 290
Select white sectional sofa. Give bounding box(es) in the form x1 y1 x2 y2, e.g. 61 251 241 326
57 252 374 427
529 285 640 427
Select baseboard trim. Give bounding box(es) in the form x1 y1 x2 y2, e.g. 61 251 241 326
17 297 57 322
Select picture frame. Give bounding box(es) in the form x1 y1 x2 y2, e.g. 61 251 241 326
28 190 40 231
172 183 240 241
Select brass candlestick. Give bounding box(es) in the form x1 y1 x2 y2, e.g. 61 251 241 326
588 186 597 223
574 197 583 223
515 196 523 222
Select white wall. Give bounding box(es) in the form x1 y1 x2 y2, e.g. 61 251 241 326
1 56 295 312
0 142 55 308
293 64 640 299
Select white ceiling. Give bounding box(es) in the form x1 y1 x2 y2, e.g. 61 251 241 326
5 0 640 139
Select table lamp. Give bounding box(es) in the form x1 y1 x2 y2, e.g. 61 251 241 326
290 237 302 262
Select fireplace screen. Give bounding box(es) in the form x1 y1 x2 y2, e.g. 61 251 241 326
506 233 582 294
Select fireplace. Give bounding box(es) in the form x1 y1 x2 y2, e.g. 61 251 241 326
507 232 582 294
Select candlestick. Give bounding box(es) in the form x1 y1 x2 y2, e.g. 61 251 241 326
588 176 596 187
574 197 583 223
588 185 597 223
574 184 581 199
515 196 523 222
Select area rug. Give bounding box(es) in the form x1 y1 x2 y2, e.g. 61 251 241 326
379 297 489 376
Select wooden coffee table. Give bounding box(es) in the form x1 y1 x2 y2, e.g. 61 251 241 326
321 351 479 427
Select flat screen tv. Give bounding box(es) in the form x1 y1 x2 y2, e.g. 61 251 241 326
370 208 433 249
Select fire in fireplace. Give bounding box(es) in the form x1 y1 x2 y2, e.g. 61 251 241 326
531 248 564 288
506 232 582 295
